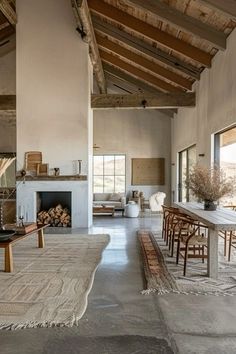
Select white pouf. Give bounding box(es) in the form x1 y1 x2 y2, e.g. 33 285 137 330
125 201 139 218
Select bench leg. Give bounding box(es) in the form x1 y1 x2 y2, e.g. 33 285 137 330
38 229 45 248
5 245 13 272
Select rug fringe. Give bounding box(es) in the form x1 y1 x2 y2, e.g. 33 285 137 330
141 288 235 297
0 314 81 331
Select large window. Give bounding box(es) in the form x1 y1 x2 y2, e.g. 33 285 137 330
215 126 236 205
93 155 126 193
178 145 196 202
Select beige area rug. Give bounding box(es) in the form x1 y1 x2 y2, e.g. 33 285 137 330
0 233 110 330
138 230 236 296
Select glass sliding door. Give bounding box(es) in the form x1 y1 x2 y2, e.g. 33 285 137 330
178 145 196 202
215 127 236 205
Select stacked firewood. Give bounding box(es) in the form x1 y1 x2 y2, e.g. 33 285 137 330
37 204 71 227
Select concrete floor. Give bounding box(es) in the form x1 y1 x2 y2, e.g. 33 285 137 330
1 216 236 353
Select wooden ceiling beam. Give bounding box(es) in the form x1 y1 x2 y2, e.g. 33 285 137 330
71 0 106 93
100 49 184 93
91 92 195 109
103 62 178 111
96 33 192 90
88 0 213 67
0 95 16 110
104 63 178 110
104 64 177 116
104 71 176 117
197 0 236 21
103 62 163 94
0 0 17 26
92 15 201 80
127 0 226 50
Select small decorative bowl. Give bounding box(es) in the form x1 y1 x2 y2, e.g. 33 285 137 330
0 230 16 242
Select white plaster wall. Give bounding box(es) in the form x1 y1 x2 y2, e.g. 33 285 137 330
16 0 92 227
16 0 89 174
94 109 171 203
172 29 236 201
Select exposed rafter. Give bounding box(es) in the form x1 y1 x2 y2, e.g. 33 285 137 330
104 71 176 117
100 49 185 93
0 95 16 110
106 72 139 93
103 62 164 94
71 0 106 93
91 92 196 109
96 33 192 90
87 0 213 67
198 0 236 21
0 0 17 26
92 15 201 80
126 0 226 50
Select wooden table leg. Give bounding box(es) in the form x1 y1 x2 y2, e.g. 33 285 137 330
38 229 45 248
5 245 13 272
207 229 218 279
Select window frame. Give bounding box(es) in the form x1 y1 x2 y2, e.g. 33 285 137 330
178 144 196 202
93 154 126 194
214 124 236 165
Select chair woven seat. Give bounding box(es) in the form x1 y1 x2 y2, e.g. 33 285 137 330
180 234 207 246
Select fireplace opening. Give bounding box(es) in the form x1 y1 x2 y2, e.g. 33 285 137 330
37 192 72 227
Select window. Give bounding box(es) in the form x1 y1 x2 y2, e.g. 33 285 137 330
178 145 196 202
93 155 126 193
215 126 236 205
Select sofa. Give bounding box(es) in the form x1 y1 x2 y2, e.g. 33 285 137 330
93 193 126 209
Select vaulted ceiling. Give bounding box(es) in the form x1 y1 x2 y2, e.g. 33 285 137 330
0 1 235 114
0 0 16 57
72 0 236 113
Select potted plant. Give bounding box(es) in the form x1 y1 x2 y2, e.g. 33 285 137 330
187 164 235 210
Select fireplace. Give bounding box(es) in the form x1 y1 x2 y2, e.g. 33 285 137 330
17 179 90 228
37 191 72 227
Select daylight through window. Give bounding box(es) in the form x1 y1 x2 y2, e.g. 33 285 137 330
93 155 126 193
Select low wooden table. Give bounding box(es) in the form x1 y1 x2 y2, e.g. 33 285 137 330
93 205 115 216
0 224 49 273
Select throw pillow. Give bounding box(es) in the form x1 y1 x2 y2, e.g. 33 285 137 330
109 193 121 201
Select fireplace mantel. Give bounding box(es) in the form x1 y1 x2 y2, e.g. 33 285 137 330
16 175 87 181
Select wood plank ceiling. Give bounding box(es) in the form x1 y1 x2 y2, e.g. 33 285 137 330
0 0 16 58
72 0 236 114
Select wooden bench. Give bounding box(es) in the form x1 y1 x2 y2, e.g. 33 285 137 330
0 224 49 273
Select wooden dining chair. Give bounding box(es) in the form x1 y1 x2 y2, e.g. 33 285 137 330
161 205 179 242
175 216 208 276
228 231 236 261
219 206 236 260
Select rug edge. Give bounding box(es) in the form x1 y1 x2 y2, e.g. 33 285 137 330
0 233 111 331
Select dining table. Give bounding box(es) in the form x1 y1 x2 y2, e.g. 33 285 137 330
174 202 236 279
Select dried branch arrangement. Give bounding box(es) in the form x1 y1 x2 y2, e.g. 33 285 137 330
187 165 235 202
